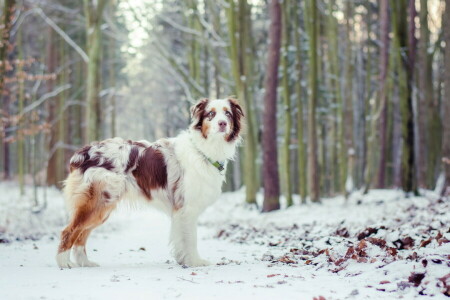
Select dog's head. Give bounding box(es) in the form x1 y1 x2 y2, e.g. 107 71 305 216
191 98 244 142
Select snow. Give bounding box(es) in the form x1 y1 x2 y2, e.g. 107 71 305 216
1 182 449 299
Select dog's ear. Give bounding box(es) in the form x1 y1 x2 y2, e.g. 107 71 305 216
190 98 209 119
228 98 244 119
227 98 244 142
190 98 209 131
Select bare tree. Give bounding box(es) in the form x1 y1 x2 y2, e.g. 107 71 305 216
442 0 450 196
305 0 320 202
262 0 281 212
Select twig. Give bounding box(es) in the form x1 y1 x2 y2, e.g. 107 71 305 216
177 277 200 284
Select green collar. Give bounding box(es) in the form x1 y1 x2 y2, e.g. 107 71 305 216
190 138 226 174
206 157 225 173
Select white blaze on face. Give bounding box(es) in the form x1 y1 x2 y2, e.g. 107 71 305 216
205 99 232 135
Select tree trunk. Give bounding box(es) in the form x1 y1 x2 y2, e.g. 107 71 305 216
305 0 320 202
226 0 258 204
343 0 354 194
392 0 417 193
84 0 107 143
377 0 390 188
293 0 307 202
262 0 281 212
46 28 59 187
420 0 441 187
416 0 429 188
280 0 292 206
442 0 450 196
17 23 24 195
0 0 15 180
326 0 341 195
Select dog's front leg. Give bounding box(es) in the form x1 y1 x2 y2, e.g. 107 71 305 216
170 210 210 267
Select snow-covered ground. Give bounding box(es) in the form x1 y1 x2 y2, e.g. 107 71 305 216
1 182 449 300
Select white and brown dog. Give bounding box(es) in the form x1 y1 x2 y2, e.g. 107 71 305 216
56 98 244 268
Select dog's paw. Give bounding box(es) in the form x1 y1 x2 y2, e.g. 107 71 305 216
56 251 77 269
78 260 100 267
183 257 211 267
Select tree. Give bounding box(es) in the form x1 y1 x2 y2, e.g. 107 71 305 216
226 0 259 204
0 0 15 180
325 0 341 194
293 0 307 202
305 0 320 202
280 0 292 206
376 0 390 188
262 0 281 212
83 0 107 142
442 0 450 196
391 0 416 193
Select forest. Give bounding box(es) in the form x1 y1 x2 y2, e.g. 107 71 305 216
1 0 449 209
1 1 450 299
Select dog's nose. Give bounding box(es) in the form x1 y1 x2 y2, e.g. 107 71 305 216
219 121 227 128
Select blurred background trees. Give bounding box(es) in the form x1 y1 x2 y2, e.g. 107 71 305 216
0 0 449 210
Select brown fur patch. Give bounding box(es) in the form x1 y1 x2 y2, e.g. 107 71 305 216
132 147 167 199
70 145 91 172
69 144 114 174
58 180 116 253
132 141 148 148
201 122 210 139
226 98 244 142
125 146 140 173
192 98 209 135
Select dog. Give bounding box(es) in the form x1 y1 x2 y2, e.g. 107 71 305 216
56 98 244 268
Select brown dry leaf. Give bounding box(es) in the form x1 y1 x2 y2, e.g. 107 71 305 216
386 247 398 256
335 228 350 238
408 272 425 287
267 274 280 278
357 227 378 240
439 274 450 296
420 238 432 248
367 237 387 248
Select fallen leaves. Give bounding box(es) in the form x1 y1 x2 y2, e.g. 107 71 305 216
408 272 425 287
439 274 450 296
357 227 379 240
213 194 450 297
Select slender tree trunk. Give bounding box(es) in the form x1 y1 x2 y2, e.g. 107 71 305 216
305 0 320 202
377 0 390 188
392 0 417 193
84 0 107 143
293 0 307 202
442 0 450 196
17 23 24 195
421 0 441 187
280 0 292 206
57 35 66 184
416 0 429 188
262 0 281 212
46 28 59 187
343 0 354 194
0 0 15 180
226 0 258 204
326 0 341 195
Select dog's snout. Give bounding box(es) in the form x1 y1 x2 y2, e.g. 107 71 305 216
219 120 227 128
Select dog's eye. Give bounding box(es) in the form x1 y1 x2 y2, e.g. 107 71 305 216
225 111 232 118
207 111 215 118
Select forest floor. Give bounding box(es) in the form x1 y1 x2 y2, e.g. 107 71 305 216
0 182 449 300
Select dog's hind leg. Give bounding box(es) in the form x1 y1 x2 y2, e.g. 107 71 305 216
72 207 114 267
56 180 116 268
